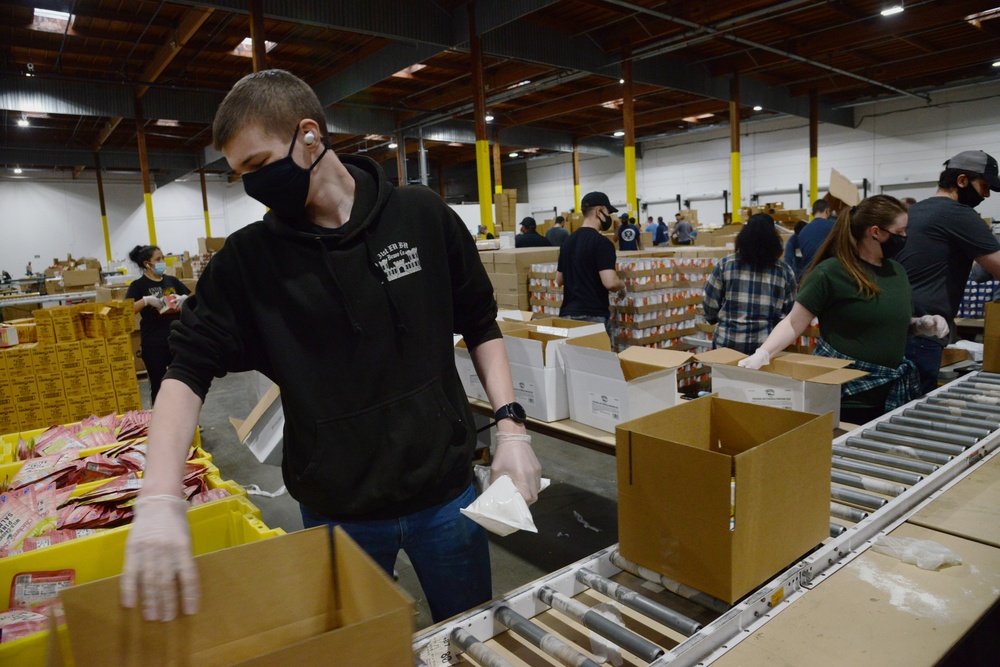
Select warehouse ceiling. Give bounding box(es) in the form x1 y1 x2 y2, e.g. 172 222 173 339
2 0 999 186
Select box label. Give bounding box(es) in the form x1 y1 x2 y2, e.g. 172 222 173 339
513 380 536 406
745 387 795 410
588 392 621 422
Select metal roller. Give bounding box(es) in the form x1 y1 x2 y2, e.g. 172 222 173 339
576 568 703 636
874 421 977 447
832 444 938 475
845 436 949 466
862 429 965 456
450 628 515 667
977 371 1000 381
932 395 1000 414
947 387 1000 404
832 456 922 486
830 522 847 537
906 405 1000 429
537 586 665 663
830 485 888 510
831 470 906 497
958 381 1000 395
962 376 1000 388
608 552 731 614
495 606 602 667
889 415 989 439
830 501 868 523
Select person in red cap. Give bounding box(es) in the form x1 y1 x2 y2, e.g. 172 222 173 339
556 191 625 341
897 149 1000 393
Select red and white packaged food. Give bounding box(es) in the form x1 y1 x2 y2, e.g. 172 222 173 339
189 488 230 506
0 608 48 644
9 569 75 611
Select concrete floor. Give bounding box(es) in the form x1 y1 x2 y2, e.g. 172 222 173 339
143 372 620 630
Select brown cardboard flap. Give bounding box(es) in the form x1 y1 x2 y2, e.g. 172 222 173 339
828 168 860 206
809 368 869 385
695 347 748 366
503 328 566 366
618 347 693 381
232 383 281 443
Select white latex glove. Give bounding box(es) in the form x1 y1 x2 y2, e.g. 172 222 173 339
120 495 199 622
737 348 771 370
143 295 166 310
491 433 542 505
174 294 189 306
912 315 949 339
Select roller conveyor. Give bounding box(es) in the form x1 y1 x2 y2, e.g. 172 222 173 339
413 371 1000 667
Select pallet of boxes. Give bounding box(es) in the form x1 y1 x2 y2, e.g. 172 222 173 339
480 247 561 315
494 189 518 235
0 301 141 435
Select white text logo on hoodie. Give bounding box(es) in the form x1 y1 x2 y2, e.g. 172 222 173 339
377 241 422 281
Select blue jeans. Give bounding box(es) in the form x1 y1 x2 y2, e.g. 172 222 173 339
300 484 491 623
905 337 944 397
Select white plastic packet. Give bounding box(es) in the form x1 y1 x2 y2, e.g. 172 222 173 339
461 468 551 536
871 536 962 570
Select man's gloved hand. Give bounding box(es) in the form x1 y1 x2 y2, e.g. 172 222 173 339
143 295 166 310
174 294 189 307
738 348 771 370
912 315 949 339
120 495 199 622
491 433 542 505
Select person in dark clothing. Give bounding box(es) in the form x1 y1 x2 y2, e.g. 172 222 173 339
557 191 626 340
897 150 1000 394
515 217 553 247
654 217 670 245
545 216 570 247
618 216 641 251
794 199 834 270
120 69 541 625
783 219 809 281
124 245 190 404
478 224 495 240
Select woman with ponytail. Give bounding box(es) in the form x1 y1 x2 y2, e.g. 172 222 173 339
124 245 191 403
739 195 947 423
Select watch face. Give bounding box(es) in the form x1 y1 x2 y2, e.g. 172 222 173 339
510 403 527 422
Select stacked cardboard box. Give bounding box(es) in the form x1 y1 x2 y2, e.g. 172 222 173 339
0 303 142 433
739 201 810 226
494 189 518 233
484 247 560 312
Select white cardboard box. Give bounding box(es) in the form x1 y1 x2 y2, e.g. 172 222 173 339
453 323 528 402
528 317 606 338
696 348 867 428
504 328 570 421
562 333 693 432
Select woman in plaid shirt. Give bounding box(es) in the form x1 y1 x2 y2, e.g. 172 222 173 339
703 214 797 354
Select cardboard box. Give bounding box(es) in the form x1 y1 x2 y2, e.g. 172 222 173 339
116 387 143 413
33 315 56 346
105 335 131 359
3 344 36 376
697 348 867 427
198 236 227 254
983 302 1000 372
503 328 570 422
230 384 284 466
41 398 71 427
617 395 832 603
91 389 119 415
62 268 101 290
55 341 85 372
490 272 524 294
87 365 114 394
62 368 91 398
66 395 95 422
96 285 131 303
527 317 606 338
0 326 19 348
561 333 693 432
35 372 66 400
492 247 560 270
11 376 40 405
53 527 414 667
80 338 109 367
16 401 44 431
453 322 528 402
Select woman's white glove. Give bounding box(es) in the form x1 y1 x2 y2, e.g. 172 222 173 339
143 295 166 310
912 315 949 339
120 495 199 622
491 433 542 505
738 348 771 370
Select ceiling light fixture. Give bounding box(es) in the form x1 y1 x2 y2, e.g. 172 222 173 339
881 5 904 16
233 37 276 57
993 60 1000 67
613 130 625 137
509 152 518 158
485 114 495 122
619 78 625 84
13 166 23 174
34 8 70 20
388 142 398 149
17 117 29 128
753 105 763 111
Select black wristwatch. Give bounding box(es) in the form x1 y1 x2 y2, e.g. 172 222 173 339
494 402 526 424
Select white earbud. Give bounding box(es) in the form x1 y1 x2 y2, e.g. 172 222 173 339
304 131 316 145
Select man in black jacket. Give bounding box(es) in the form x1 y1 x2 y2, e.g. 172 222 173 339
120 70 541 624
515 217 553 247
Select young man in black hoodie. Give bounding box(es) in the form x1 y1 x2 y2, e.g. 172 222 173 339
120 70 541 624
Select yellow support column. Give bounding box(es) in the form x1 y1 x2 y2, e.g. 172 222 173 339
135 97 157 245
476 139 494 234
810 89 819 207
572 142 581 212
492 128 503 196
469 2 494 234
622 45 638 217
730 74 742 223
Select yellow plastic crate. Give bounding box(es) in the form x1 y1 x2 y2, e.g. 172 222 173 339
0 418 202 463
0 495 282 665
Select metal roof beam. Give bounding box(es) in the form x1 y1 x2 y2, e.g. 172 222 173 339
402 119 620 158
3 146 198 172
312 41 443 105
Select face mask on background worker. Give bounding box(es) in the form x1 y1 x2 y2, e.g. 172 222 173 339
598 210 613 232
151 261 167 276
242 126 329 219
956 180 985 208
879 231 907 259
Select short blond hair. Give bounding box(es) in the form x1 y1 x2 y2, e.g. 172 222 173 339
213 69 327 150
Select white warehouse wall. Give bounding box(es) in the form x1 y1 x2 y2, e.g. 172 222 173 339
525 81 1000 227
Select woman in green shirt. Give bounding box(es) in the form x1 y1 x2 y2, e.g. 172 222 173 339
740 195 948 425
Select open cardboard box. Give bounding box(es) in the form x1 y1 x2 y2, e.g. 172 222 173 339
561 333 692 432
617 395 832 603
503 328 570 421
526 317 606 338
230 383 284 466
49 527 414 667
454 321 528 402
983 301 1000 372
696 347 867 427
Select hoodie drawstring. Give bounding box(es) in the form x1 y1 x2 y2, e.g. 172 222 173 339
315 238 364 335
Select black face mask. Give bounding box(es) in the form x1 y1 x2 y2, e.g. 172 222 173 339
880 231 907 259
957 183 985 208
242 128 328 219
598 211 612 232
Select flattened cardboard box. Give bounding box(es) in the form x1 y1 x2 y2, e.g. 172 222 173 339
696 347 867 427
561 333 693 433
617 395 831 603
49 527 414 667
